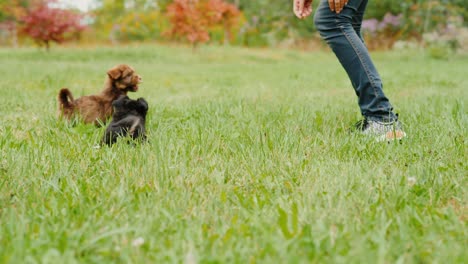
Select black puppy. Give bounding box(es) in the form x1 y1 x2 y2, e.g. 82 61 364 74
102 95 148 146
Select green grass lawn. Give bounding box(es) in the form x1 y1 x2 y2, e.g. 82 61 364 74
0 44 466 263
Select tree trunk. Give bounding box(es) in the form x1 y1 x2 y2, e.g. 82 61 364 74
109 24 119 45
11 24 18 48
223 21 231 46
192 42 198 53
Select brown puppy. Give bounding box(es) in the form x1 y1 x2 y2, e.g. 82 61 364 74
58 64 142 125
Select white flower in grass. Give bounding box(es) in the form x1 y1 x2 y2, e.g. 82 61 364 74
407 177 417 187
131 237 145 247
185 246 197 264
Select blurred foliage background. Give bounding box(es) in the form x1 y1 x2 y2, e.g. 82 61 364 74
0 0 466 53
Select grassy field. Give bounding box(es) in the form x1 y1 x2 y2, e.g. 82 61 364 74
0 44 466 263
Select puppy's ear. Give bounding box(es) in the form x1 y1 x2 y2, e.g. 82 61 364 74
137 98 149 113
112 95 128 107
121 66 133 78
107 66 122 79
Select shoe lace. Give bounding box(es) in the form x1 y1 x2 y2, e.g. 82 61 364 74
353 118 368 131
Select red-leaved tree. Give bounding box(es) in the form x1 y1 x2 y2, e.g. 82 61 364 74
204 0 241 44
165 0 240 48
166 0 209 48
19 0 86 50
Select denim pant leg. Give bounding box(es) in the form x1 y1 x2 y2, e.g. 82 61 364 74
314 0 396 122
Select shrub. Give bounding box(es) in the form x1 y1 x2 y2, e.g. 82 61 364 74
363 1 466 50
423 15 468 58
117 11 167 42
362 13 404 50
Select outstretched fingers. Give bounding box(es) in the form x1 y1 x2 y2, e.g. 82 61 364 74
302 0 313 18
293 0 304 18
293 0 313 19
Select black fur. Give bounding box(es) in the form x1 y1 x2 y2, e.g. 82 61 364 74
102 95 148 146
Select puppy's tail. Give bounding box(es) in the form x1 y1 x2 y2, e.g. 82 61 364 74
58 88 74 110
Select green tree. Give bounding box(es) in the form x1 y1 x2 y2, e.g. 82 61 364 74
92 0 168 42
0 0 29 46
225 0 317 46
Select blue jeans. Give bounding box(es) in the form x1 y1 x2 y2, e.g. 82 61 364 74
314 0 397 122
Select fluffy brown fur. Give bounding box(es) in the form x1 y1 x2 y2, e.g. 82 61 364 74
58 64 142 125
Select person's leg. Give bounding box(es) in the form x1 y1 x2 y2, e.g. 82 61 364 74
313 0 396 122
352 0 366 42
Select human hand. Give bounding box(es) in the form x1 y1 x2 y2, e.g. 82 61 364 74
293 0 313 19
328 0 349 13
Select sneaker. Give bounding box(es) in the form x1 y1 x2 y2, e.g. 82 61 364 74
354 118 406 142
